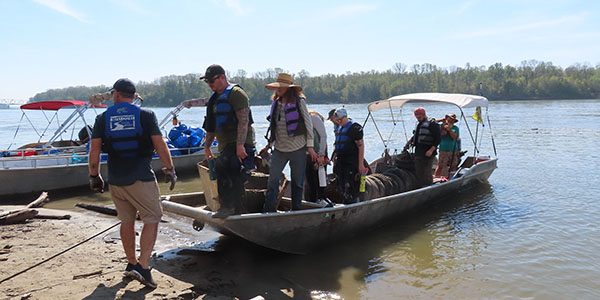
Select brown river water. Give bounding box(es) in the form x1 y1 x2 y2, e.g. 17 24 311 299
1 99 599 299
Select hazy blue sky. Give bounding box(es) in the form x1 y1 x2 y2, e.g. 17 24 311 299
1 0 598 101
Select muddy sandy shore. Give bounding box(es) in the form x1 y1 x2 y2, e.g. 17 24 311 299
0 206 317 300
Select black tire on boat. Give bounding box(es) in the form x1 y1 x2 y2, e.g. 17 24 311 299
385 172 402 194
380 171 400 194
396 168 418 191
367 175 386 198
371 174 393 196
364 176 379 200
382 171 405 194
382 168 407 192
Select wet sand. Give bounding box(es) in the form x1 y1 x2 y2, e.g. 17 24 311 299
0 206 296 300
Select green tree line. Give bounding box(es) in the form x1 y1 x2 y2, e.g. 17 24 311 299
30 60 600 106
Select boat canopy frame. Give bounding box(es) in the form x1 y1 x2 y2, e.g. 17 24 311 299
363 92 497 158
8 101 107 150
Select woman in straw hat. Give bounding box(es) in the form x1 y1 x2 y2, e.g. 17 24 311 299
262 73 318 212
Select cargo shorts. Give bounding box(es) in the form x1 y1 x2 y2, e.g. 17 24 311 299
109 180 163 223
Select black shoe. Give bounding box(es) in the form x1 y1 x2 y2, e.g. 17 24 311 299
212 207 234 219
123 262 138 278
131 264 157 289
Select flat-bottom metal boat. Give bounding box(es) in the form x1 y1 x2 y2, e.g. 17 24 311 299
161 93 499 254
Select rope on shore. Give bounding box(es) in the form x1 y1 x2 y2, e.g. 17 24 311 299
0 221 121 285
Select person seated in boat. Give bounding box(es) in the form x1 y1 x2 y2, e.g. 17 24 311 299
331 108 368 204
88 78 177 289
305 110 329 203
403 107 441 188
261 73 318 212
434 113 460 179
197 64 256 219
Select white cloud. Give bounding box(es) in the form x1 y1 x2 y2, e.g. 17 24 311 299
33 0 89 23
213 0 253 16
455 0 477 15
448 12 588 39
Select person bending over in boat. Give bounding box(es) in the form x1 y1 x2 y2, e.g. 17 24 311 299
261 73 318 212
199 64 256 219
88 78 177 289
332 108 368 204
327 108 340 133
434 113 460 179
403 107 441 188
304 110 329 203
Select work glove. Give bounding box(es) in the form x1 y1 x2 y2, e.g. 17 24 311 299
89 92 112 105
162 167 177 190
89 174 104 193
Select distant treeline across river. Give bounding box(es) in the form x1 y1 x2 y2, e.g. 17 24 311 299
30 60 600 106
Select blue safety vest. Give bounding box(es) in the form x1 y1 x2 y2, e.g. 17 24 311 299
334 120 354 153
212 84 238 132
103 102 150 158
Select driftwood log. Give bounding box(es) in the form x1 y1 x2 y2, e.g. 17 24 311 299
0 209 38 225
75 203 117 216
35 214 71 220
26 192 49 208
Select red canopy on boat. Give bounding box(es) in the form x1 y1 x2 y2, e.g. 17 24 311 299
20 100 107 110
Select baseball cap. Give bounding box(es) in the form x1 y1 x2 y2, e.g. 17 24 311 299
327 109 336 120
110 78 136 94
333 108 347 119
200 64 225 80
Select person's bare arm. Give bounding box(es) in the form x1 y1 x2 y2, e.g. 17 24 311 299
151 135 174 169
182 98 209 108
235 108 249 146
234 108 250 161
204 132 215 159
356 139 367 174
88 138 102 176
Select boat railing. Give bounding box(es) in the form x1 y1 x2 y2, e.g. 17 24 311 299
0 144 210 170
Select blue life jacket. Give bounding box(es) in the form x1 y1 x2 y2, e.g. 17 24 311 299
266 97 306 142
103 102 151 158
212 84 238 132
334 120 354 153
415 118 436 145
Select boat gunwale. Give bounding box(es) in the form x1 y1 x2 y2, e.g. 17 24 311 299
163 158 498 223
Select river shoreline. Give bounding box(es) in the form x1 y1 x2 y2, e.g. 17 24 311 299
0 206 280 300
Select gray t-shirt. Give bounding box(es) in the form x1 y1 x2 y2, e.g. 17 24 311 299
92 107 162 186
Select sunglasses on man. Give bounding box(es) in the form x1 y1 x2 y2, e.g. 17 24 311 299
204 74 221 84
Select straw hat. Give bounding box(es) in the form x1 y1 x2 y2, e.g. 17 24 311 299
265 73 302 91
445 113 458 122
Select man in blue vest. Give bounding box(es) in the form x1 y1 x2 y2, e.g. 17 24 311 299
403 107 441 188
88 78 176 289
200 64 256 219
332 108 367 204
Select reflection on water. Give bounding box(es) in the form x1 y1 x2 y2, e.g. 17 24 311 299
2 100 600 299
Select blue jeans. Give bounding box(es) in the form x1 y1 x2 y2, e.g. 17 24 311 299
263 148 307 212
